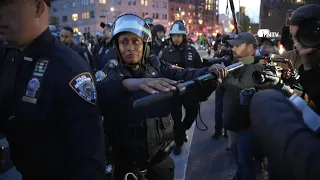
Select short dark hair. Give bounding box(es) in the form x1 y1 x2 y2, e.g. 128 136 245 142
62 26 74 34
43 0 51 7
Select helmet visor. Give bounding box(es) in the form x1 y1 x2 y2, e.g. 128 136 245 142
111 14 152 42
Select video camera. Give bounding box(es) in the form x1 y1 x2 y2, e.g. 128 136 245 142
252 55 301 90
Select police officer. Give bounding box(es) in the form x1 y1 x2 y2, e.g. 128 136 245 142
159 20 205 155
60 26 96 71
151 24 167 56
92 32 104 59
250 4 320 179
0 0 105 179
96 14 228 180
96 22 117 70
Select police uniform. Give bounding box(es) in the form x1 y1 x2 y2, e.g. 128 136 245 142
159 32 205 153
151 41 166 57
96 14 217 180
0 28 105 180
70 42 96 71
97 56 216 180
95 42 117 70
151 24 168 56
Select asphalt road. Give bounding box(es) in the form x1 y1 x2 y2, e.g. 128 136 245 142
171 92 237 180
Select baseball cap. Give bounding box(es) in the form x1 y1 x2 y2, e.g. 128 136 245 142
227 32 258 47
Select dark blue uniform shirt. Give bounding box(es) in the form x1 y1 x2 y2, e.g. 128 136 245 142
0 28 105 180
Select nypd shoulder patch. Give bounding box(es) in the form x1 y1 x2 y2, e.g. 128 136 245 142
95 70 107 82
69 72 97 105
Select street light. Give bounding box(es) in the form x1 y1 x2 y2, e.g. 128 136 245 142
198 19 203 24
297 0 302 2
181 11 185 16
110 7 114 12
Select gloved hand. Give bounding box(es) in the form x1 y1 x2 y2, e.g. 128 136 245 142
255 72 293 96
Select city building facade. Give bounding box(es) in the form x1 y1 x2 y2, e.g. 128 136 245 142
259 0 320 32
168 0 219 35
50 0 169 36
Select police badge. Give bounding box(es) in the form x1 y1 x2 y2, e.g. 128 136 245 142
25 78 40 98
69 72 97 105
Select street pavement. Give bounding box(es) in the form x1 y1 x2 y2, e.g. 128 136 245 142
171 93 237 180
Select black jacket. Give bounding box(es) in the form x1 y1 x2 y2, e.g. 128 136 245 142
159 44 203 69
70 42 96 71
96 56 216 168
0 28 105 180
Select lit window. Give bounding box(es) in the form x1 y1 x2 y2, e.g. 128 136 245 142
82 12 90 19
99 0 106 4
72 14 78 21
141 0 147 6
74 28 79 33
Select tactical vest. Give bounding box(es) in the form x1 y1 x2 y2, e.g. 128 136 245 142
111 58 174 165
162 44 195 68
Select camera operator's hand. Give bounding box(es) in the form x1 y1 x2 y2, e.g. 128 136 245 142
208 64 228 84
281 68 291 79
255 72 293 95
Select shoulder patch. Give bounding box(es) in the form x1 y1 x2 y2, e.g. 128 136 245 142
69 72 97 105
95 70 107 82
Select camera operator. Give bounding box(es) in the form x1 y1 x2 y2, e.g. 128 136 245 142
250 4 320 179
223 32 264 180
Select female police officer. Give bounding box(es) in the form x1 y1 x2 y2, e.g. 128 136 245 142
96 14 228 180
